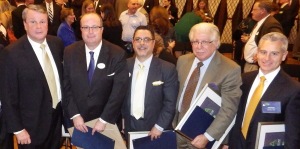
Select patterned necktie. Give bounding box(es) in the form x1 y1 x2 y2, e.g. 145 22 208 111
132 64 145 119
87 52 95 85
48 4 53 23
40 44 58 108
242 76 266 138
180 62 203 116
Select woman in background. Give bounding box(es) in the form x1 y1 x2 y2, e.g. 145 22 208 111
100 3 123 49
194 0 213 22
57 8 76 47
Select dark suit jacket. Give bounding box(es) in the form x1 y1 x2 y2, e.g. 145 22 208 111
0 35 64 145
123 57 179 133
63 40 129 124
168 5 178 26
254 16 283 44
229 70 300 149
43 2 62 36
274 4 298 37
175 52 242 140
12 5 26 39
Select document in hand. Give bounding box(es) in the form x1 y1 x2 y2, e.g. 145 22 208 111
71 126 115 149
175 83 236 149
128 130 176 149
68 119 127 149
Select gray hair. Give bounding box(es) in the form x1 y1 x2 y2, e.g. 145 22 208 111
258 32 288 52
189 22 221 48
22 4 48 21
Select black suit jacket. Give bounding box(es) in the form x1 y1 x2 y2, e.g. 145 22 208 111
254 16 283 44
274 3 298 37
229 70 300 149
0 35 64 145
168 5 178 26
123 57 178 133
63 40 129 124
12 5 26 39
43 2 62 36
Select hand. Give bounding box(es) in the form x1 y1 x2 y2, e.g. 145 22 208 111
241 34 249 43
92 120 106 135
221 144 229 149
16 129 31 145
191 134 209 149
148 127 162 140
73 115 88 133
168 40 175 49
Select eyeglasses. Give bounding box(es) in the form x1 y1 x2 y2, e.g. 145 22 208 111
191 40 214 46
133 37 154 43
81 26 103 32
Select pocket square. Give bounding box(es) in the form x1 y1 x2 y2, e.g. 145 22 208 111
152 81 164 86
107 72 115 76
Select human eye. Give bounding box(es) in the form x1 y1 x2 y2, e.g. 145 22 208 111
258 50 267 55
144 37 152 42
81 26 89 30
271 51 280 56
134 38 142 42
29 20 37 24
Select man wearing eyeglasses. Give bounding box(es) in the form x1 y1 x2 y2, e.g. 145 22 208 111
174 22 242 149
122 25 178 140
63 13 129 135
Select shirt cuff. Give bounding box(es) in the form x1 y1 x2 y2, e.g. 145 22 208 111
99 118 107 124
204 132 214 141
14 129 24 134
70 114 80 119
154 124 164 132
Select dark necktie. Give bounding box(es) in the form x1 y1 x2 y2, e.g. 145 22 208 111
180 62 203 116
87 51 95 85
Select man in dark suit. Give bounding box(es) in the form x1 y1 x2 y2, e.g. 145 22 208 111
43 0 61 36
12 0 27 38
0 44 14 149
274 0 299 37
122 25 178 139
242 0 283 72
174 22 242 149
229 32 300 149
1 5 64 149
63 13 128 135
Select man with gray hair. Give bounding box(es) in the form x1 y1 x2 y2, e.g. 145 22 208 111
174 22 242 148
229 32 300 148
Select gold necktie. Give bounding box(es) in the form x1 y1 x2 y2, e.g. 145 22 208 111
242 76 266 138
132 64 145 119
41 44 58 108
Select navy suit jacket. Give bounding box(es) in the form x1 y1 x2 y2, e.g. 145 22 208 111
63 39 129 124
123 57 178 133
229 70 300 149
0 35 64 145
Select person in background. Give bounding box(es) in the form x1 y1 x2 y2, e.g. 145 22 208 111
161 0 178 26
274 0 299 37
43 0 62 36
73 0 95 40
0 0 14 30
229 32 300 149
137 0 149 23
242 0 282 73
12 0 26 38
63 13 128 138
119 0 147 56
194 0 212 22
57 8 76 47
122 25 178 140
100 3 123 49
0 22 9 46
1 5 64 149
174 22 242 149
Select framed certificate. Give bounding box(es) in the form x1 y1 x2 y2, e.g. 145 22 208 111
255 122 285 149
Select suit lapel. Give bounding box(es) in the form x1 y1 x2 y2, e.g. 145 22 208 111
144 57 160 106
91 41 109 85
198 52 221 95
